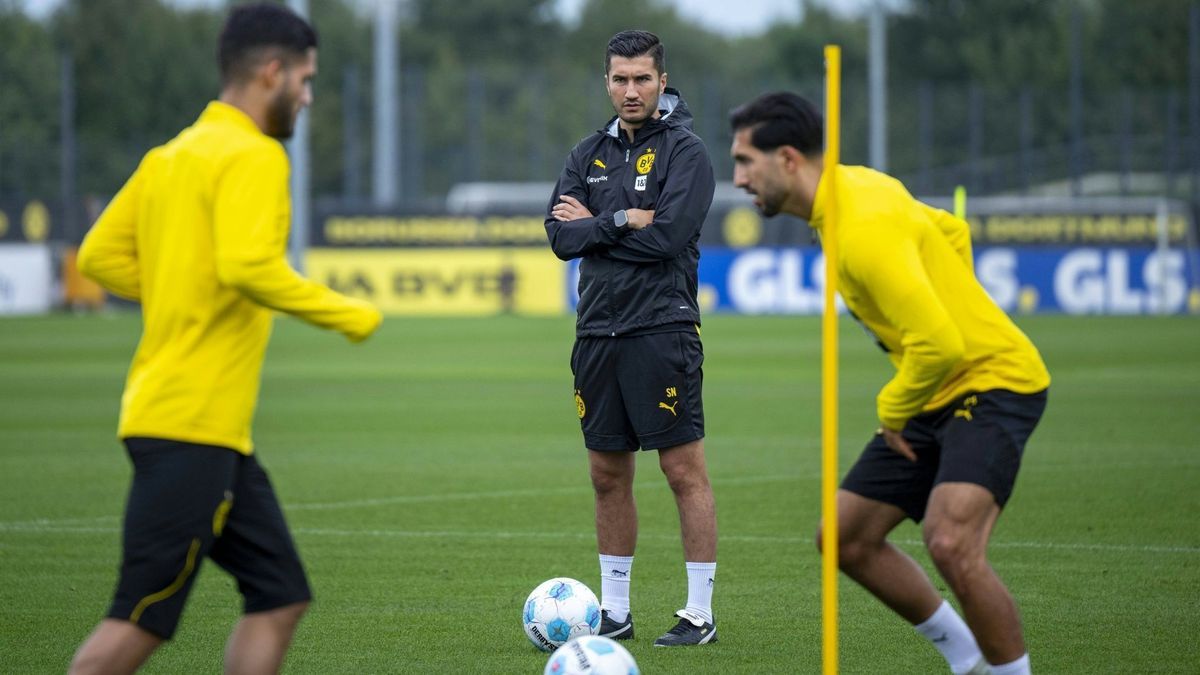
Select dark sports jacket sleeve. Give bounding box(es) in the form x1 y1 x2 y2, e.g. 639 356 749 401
602 139 715 264
544 149 627 261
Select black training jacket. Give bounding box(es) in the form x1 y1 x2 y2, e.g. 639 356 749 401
545 88 716 337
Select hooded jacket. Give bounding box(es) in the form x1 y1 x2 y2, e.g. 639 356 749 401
545 88 716 337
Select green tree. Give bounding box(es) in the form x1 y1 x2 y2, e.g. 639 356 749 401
306 0 373 199
0 3 60 199
52 0 220 196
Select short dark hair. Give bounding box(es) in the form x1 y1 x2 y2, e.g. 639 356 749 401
729 92 824 156
605 30 665 75
218 3 318 86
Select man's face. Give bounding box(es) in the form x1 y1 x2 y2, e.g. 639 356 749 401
606 54 666 129
731 127 790 218
265 47 316 139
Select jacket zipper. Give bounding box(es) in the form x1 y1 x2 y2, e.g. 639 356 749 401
611 139 632 336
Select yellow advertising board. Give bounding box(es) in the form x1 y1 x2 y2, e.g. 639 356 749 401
305 247 565 316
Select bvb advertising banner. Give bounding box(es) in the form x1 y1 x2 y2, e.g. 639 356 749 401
306 247 565 316
312 196 1199 317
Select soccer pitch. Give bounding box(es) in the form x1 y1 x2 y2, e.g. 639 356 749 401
1 313 1197 673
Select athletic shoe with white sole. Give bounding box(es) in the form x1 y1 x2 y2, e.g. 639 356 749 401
599 609 634 640
653 609 717 647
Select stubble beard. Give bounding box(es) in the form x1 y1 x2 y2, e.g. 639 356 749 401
756 184 785 218
266 87 297 140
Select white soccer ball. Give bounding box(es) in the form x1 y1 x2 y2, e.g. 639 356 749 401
522 577 601 652
544 635 640 675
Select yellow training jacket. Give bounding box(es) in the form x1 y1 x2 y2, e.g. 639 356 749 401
809 165 1049 431
78 101 381 454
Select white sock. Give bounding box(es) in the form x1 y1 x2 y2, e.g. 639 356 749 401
990 653 1031 675
599 554 633 622
684 561 716 624
914 600 984 675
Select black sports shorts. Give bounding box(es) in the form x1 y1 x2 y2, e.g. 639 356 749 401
107 437 311 639
571 329 705 451
840 389 1048 522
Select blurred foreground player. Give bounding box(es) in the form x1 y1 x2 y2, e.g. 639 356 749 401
70 4 381 674
729 92 1049 675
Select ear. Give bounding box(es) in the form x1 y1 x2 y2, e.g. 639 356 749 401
260 57 286 90
778 145 806 172
659 72 668 94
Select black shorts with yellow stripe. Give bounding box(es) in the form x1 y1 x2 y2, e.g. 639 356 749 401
108 437 311 639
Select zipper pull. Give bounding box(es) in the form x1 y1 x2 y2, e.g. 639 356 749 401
625 148 630 162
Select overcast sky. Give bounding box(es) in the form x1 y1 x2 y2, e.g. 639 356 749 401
556 0 803 35
17 0 897 36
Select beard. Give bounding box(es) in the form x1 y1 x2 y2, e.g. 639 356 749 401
617 106 655 126
265 87 297 139
754 186 786 218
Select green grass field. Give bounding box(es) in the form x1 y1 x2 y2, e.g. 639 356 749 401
1 313 1198 673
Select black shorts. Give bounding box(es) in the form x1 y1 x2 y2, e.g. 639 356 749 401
571 329 705 451
107 437 311 639
841 389 1048 522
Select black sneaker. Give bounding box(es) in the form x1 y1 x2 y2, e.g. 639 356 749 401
653 609 717 647
599 609 634 640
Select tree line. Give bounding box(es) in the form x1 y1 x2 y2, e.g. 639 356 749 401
0 0 1194 206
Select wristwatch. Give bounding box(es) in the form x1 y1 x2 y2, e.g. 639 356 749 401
613 210 629 228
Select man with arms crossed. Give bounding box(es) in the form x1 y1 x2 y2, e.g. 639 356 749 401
545 30 718 647
70 5 381 674
729 92 1049 674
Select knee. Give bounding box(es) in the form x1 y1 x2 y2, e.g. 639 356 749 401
661 465 709 497
590 467 631 497
924 529 984 583
273 601 310 630
816 522 874 570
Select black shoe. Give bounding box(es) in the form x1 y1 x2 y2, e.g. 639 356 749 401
595 607 633 638
599 609 634 640
653 609 717 647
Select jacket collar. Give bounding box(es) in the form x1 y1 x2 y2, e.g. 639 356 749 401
199 100 266 136
808 163 837 231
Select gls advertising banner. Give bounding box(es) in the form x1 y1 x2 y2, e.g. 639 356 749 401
568 247 1200 316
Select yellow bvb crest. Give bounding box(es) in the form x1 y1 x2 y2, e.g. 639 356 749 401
636 149 656 175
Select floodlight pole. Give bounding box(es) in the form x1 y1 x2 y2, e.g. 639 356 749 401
287 0 310 272
868 4 887 173
373 0 400 207
822 44 842 675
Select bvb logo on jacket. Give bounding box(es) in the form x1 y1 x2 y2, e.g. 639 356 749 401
636 149 656 174
635 148 655 191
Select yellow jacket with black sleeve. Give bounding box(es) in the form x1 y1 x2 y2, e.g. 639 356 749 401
808 164 1049 432
77 101 381 455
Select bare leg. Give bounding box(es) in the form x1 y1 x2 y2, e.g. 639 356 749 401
924 482 1024 664
223 601 309 675
590 450 637 556
69 619 163 675
818 490 943 623
658 439 716 562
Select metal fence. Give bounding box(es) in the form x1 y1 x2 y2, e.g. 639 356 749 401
2 66 1198 245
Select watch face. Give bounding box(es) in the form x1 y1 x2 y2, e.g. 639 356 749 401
615 211 628 227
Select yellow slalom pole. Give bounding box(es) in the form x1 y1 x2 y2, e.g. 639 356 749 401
954 184 967 220
821 44 841 675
